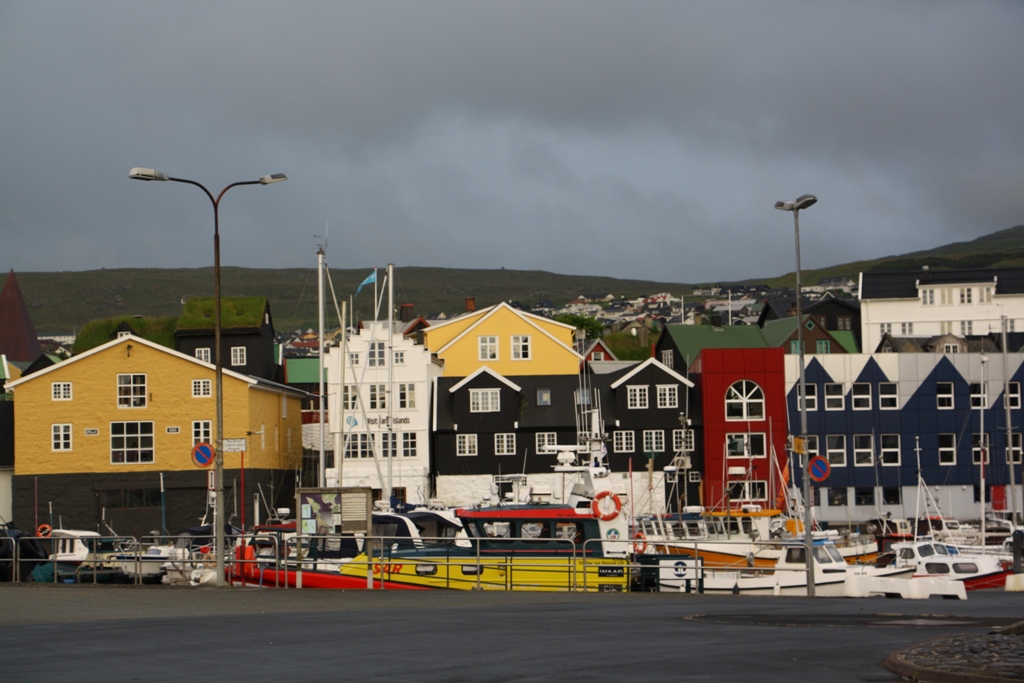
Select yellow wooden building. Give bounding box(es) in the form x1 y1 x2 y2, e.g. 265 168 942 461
5 335 303 536
422 302 581 377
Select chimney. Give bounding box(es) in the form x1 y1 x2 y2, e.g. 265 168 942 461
465 297 476 312
710 313 723 329
399 303 415 322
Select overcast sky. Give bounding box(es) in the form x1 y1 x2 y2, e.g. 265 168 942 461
2 1 1023 283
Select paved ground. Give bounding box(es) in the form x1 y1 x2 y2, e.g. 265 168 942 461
1 584 1022 682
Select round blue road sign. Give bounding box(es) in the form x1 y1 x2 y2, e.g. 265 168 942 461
808 456 831 482
192 442 215 468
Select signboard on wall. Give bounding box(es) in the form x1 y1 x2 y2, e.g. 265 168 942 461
295 487 372 535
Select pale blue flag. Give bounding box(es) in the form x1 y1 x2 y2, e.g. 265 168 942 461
355 269 376 296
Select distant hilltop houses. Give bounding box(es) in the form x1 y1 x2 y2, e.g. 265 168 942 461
1 265 1023 536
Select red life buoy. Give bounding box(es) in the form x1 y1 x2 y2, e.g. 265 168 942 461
633 531 648 554
591 490 622 521
37 524 52 538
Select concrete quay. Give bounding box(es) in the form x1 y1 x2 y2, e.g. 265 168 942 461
1 584 1022 682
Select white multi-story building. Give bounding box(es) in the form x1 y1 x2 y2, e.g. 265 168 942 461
325 321 442 507
860 268 1024 353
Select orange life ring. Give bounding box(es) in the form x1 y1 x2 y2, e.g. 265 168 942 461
591 491 622 521
37 524 52 538
633 531 647 554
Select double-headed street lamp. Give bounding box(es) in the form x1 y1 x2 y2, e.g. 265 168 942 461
775 193 817 596
129 167 287 586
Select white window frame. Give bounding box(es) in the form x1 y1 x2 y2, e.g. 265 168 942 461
937 382 954 409
511 335 531 360
939 434 956 465
348 352 360 366
627 385 648 409
52 424 72 451
51 382 72 401
851 383 871 410
398 383 416 409
110 421 155 464
673 429 694 452
880 434 900 466
343 433 374 459
922 289 934 305
824 383 844 410
535 432 557 453
878 382 897 409
342 385 358 410
815 340 831 354
1010 382 1021 409
117 374 147 408
726 433 766 459
826 434 846 467
643 430 665 453
195 348 211 363
961 320 973 336
728 480 768 502
230 346 246 366
901 322 913 336
960 287 972 304
725 380 764 421
369 384 387 410
1010 433 1022 464
380 433 397 458
853 434 873 466
495 433 516 456
393 350 405 366
660 350 673 368
402 432 417 458
457 433 478 456
799 383 817 411
592 351 605 361
657 384 679 409
972 433 990 464
804 435 819 458
368 341 386 367
613 430 635 453
478 335 498 361
192 420 211 445
971 382 987 409
469 388 500 413
880 323 891 335
191 379 212 398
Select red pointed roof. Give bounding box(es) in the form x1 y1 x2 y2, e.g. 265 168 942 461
0 270 42 362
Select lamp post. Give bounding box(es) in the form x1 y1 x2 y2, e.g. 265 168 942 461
775 193 817 596
129 167 287 586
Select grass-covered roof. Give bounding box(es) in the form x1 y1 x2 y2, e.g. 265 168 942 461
72 316 178 354
176 296 268 331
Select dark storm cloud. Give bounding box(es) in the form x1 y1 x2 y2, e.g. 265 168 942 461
2 1 1023 282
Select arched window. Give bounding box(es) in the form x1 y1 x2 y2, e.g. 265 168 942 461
725 380 764 421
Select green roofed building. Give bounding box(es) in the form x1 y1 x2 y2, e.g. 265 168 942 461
72 316 179 354
175 296 280 382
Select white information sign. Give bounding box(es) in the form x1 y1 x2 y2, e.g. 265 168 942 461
223 438 247 452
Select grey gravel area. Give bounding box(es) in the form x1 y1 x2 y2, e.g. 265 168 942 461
886 631 1024 682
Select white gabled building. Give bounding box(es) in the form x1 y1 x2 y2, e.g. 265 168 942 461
325 320 442 507
859 268 1024 353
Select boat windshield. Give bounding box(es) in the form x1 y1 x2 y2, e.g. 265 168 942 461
918 544 936 557
935 544 952 555
813 546 839 564
824 546 844 563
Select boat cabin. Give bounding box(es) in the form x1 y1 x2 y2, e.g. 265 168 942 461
457 506 604 555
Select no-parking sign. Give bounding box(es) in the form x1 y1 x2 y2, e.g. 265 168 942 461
192 442 215 468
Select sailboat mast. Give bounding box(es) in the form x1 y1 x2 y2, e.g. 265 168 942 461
981 354 988 545
318 245 326 488
1003 316 1019 525
386 263 395 506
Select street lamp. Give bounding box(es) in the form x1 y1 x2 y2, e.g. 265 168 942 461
129 167 287 586
775 193 817 596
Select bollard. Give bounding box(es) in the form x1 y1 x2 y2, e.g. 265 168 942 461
1014 530 1023 575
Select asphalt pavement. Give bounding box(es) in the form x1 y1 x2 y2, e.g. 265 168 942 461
1 584 1022 682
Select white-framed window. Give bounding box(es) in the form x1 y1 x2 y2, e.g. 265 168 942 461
939 288 952 305
117 374 147 408
937 382 954 409
495 433 516 455
939 433 956 465
195 348 211 363
727 433 766 458
1010 433 1022 464
799 383 817 411
878 382 897 409
368 341 385 367
727 480 768 502
627 385 648 409
469 388 500 413
348 352 360 366
1009 382 1021 409
804 435 819 458
816 340 831 354
657 385 678 409
853 434 873 466
343 433 374 459
971 382 987 409
51 382 72 401
673 429 694 452
940 321 953 335
826 434 846 466
824 383 844 410
922 289 934 305
380 433 397 458
972 433 990 464
944 343 959 354
111 421 154 464
398 383 416 409
960 287 972 304
643 430 665 453
227 346 245 367
369 384 386 410
901 322 913 336
852 383 871 410
961 320 973 336
511 335 531 360
478 335 498 361
536 432 557 452
660 350 673 368
982 287 993 304
191 379 212 397
592 351 605 361
880 434 900 465
402 432 417 458
457 433 478 456
790 340 803 354
613 430 635 453
192 420 211 445
725 380 764 421
52 424 72 451
880 323 892 335
117 330 131 339
342 385 358 410
393 350 405 366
